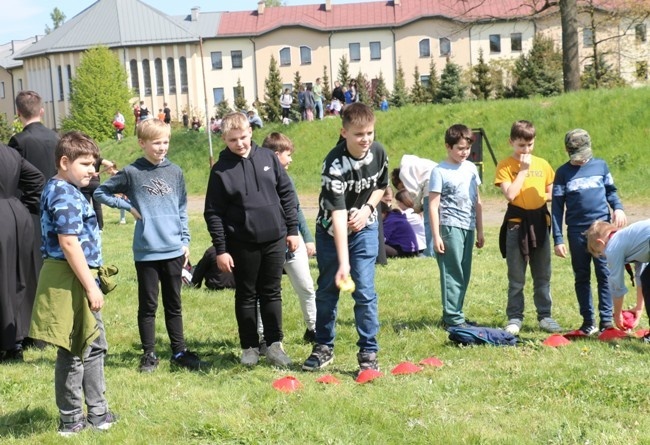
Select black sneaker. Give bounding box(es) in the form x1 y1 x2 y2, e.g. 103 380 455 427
643 333 650 344
2 347 24 362
170 349 202 371
58 418 88 437
139 352 159 373
579 323 598 336
357 350 379 373
303 329 316 343
599 320 614 331
302 344 334 371
88 411 118 431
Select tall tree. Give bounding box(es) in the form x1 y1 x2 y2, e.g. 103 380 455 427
292 71 303 118
409 66 428 104
371 71 390 109
322 66 332 102
470 48 492 100
508 36 563 98
337 55 350 86
355 72 370 104
234 78 248 111
437 59 465 103
45 7 66 34
61 46 131 142
263 55 283 122
426 58 440 104
560 0 580 91
390 60 408 107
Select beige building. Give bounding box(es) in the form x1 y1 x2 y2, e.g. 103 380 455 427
1 0 648 130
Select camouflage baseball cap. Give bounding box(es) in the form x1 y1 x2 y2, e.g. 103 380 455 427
564 129 592 162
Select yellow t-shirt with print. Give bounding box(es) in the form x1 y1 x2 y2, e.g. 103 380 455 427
494 154 554 212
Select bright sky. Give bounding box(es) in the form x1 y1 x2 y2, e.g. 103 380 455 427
1 0 375 44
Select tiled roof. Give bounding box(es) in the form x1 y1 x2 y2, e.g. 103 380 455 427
18 0 204 58
217 0 545 37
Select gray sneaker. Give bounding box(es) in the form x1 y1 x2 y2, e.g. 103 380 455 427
539 317 562 333
58 418 88 437
504 319 522 335
302 344 334 371
266 342 292 367
241 347 260 366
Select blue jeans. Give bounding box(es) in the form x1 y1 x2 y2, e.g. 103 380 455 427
315 221 379 352
567 230 612 324
505 224 553 321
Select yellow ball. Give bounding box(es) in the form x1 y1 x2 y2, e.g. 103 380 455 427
337 276 355 292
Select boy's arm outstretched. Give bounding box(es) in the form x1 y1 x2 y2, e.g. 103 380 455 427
59 234 104 312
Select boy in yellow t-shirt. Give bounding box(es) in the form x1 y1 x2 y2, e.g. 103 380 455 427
494 120 560 335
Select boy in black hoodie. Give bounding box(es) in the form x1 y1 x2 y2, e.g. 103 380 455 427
204 112 299 367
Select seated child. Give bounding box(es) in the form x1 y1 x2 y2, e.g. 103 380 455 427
394 188 426 253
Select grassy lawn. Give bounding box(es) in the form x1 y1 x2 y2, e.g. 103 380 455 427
2 207 650 444
2 87 650 443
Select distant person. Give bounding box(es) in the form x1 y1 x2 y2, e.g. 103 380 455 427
429 124 484 329
383 206 419 258
394 188 426 253
380 95 389 112
157 108 165 121
204 112 298 367
163 102 171 124
94 119 203 373
138 101 150 121
29 132 117 436
331 80 345 103
182 111 189 129
190 246 236 291
280 88 293 120
552 128 626 335
191 116 202 131
112 111 125 142
132 103 140 134
304 85 315 121
247 109 264 129
313 77 324 120
0 144 44 362
495 120 560 335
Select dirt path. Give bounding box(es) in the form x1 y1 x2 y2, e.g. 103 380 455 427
189 194 647 227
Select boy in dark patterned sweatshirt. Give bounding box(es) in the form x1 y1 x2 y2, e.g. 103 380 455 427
552 128 627 335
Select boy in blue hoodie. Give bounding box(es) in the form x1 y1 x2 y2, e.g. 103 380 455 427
204 112 299 367
94 119 201 373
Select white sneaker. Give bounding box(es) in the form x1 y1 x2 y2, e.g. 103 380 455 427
266 342 292 367
119 218 126 224
504 319 522 335
241 347 260 366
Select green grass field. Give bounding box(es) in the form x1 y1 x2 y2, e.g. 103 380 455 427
2 87 650 444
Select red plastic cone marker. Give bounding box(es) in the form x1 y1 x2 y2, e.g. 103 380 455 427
316 374 341 385
622 310 637 330
563 329 588 340
419 357 444 367
355 369 383 384
635 329 650 338
543 334 571 347
391 362 423 375
272 376 303 393
598 328 628 342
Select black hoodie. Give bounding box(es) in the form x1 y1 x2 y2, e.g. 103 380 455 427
204 142 298 254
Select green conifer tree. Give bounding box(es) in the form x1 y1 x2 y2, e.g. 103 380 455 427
355 72 370 104
470 48 492 100
322 66 331 102
337 55 350 85
215 99 233 118
234 78 248 111
410 65 428 104
61 46 131 141
390 60 409 108
372 71 390 109
508 36 562 98
292 71 303 119
263 55 283 122
437 59 466 104
426 58 440 104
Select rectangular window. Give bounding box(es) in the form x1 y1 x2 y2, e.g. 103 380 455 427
489 34 501 53
57 66 64 101
300 46 311 65
66 65 72 97
419 39 430 58
420 75 430 88
349 43 361 62
511 33 522 52
636 24 647 43
231 50 243 69
211 51 222 70
18 78 23 91
369 41 381 60
583 28 594 47
0 81 4 99
213 87 224 104
279 47 291 66
439 37 451 56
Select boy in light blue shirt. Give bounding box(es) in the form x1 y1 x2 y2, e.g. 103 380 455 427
428 124 484 329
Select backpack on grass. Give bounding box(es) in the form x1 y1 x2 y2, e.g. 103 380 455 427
448 326 517 346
